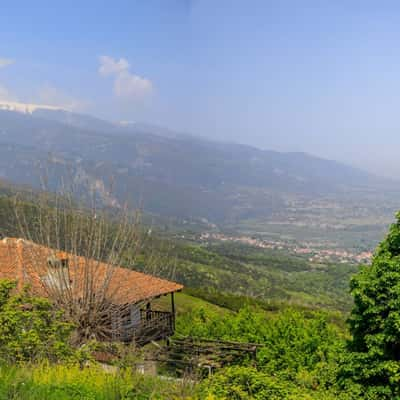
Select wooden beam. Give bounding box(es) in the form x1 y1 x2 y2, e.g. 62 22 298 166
171 292 176 330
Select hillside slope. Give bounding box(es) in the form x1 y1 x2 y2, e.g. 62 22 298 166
0 108 390 227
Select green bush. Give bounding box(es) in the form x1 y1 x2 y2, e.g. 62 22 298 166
0 280 73 362
202 366 361 400
202 366 293 400
177 305 346 391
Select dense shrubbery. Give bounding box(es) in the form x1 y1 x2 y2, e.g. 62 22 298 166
178 305 375 399
192 213 400 399
4 192 400 398
201 366 362 400
0 273 360 399
177 306 347 393
183 287 348 330
0 280 73 363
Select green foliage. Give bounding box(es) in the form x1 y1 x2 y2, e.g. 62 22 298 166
139 240 358 311
0 190 358 311
208 242 310 272
201 366 361 400
183 287 282 313
0 186 385 398
183 288 348 327
175 298 367 399
177 306 345 389
343 212 400 398
0 195 31 238
0 280 73 362
202 366 297 400
0 363 195 400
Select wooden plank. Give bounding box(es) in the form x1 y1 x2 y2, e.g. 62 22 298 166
171 292 176 331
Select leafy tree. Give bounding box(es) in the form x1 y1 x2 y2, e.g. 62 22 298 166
202 366 360 400
0 280 73 362
343 212 400 398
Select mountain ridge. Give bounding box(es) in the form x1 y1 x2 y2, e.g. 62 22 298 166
0 107 393 226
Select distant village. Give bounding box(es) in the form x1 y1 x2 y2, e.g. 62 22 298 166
200 232 373 265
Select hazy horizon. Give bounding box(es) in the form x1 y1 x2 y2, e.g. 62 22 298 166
1 1 400 177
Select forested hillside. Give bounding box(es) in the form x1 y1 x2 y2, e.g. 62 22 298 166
0 188 358 311
154 241 358 311
1 185 400 398
0 108 394 229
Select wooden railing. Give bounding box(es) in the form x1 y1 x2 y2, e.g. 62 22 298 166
121 310 174 345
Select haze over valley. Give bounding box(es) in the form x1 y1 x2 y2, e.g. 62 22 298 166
0 103 397 263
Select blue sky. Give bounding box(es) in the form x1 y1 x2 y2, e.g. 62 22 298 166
1 1 400 176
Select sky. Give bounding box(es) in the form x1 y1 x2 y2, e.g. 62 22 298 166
1 1 400 176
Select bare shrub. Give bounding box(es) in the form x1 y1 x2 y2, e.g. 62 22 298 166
11 183 153 344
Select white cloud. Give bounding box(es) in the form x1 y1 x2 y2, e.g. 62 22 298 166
98 55 153 99
98 56 129 76
0 58 14 68
114 71 153 98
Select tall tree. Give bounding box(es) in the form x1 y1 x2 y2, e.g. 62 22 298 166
344 212 400 398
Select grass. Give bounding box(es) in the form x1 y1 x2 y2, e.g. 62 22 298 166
151 292 230 317
0 363 196 400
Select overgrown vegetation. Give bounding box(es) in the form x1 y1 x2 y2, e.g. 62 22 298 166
3 188 400 398
176 305 353 398
0 280 73 363
340 212 400 398
0 363 195 400
137 237 359 311
0 193 358 311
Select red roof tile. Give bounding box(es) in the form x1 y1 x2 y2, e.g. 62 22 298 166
0 238 183 304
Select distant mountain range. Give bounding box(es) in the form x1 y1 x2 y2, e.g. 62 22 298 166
0 105 391 225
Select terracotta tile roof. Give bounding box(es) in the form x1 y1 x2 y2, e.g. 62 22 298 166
0 238 183 304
